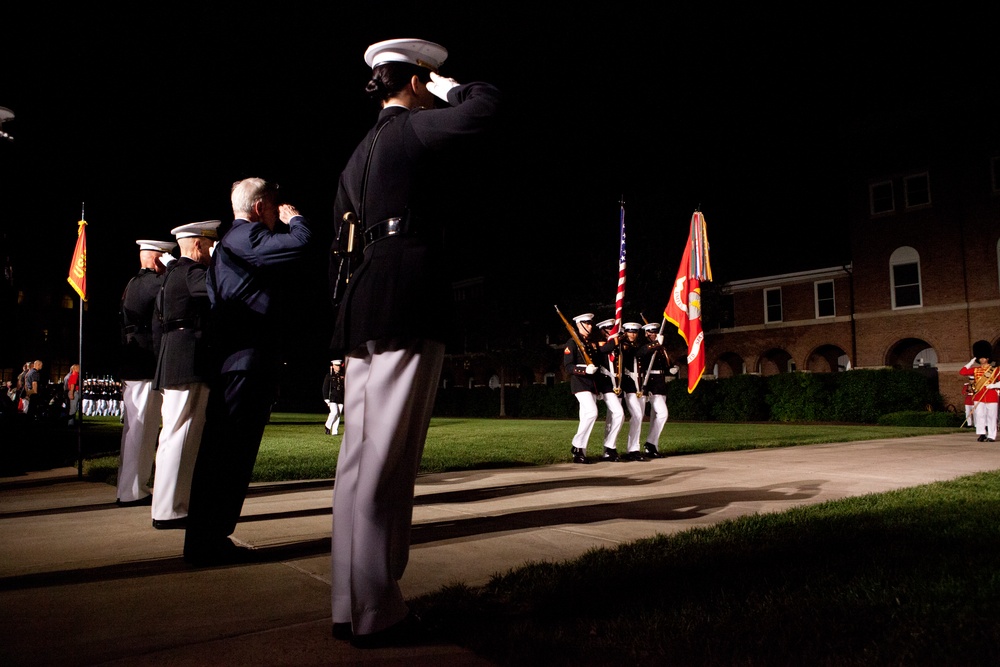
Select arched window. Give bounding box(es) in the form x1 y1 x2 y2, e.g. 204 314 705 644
889 246 922 309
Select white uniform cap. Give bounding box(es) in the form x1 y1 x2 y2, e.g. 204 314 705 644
623 322 643 332
572 313 594 324
364 38 448 70
331 359 342 365
136 240 177 253
596 319 615 330
642 323 660 333
170 220 222 240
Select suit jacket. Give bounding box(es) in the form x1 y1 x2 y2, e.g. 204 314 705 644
154 257 210 389
208 216 315 375
119 268 163 380
329 81 502 356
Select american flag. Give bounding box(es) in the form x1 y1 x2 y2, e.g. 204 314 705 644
609 202 626 337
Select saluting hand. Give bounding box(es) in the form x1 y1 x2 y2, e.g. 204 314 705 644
279 204 301 224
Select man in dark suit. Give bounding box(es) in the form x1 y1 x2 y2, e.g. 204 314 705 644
151 221 219 529
327 38 501 647
183 178 314 564
116 239 175 507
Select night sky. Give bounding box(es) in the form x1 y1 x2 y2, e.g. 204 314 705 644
1 4 992 373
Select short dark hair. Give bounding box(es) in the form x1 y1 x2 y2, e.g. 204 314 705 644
365 62 432 102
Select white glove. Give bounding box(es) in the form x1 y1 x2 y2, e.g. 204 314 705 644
987 383 1000 390
161 252 176 266
656 334 664 345
966 357 978 368
425 71 459 102
585 364 597 375
669 365 679 375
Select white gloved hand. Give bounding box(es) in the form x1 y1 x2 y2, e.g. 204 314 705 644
669 365 679 375
161 252 176 266
966 357 978 368
585 364 597 375
425 71 459 102
656 334 664 345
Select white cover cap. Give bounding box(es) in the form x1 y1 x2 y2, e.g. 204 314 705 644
170 220 221 240
364 38 447 70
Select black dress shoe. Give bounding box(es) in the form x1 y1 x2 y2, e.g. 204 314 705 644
601 447 620 462
643 443 663 459
184 539 257 566
332 623 353 641
571 447 588 464
623 451 647 462
324 427 331 435
116 495 153 508
350 613 427 649
978 435 987 442
152 517 188 530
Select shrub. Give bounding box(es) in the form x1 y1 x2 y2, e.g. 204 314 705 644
710 374 770 422
876 411 965 427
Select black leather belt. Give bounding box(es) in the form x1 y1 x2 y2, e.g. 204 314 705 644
162 318 199 333
363 217 411 247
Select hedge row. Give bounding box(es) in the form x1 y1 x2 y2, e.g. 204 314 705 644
432 369 947 424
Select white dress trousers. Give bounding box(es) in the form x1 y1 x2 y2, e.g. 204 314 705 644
117 380 163 503
331 338 444 636
152 383 210 521
622 392 647 453
325 400 343 435
601 392 625 450
973 401 998 440
644 393 669 446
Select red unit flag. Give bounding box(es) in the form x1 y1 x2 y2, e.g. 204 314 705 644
664 211 712 393
67 218 87 301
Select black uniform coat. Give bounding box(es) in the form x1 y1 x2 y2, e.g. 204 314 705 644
640 344 672 395
618 338 649 394
563 334 617 394
153 257 211 389
119 268 163 381
322 369 345 403
329 81 501 356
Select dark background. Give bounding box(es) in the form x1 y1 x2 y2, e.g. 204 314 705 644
0 4 992 384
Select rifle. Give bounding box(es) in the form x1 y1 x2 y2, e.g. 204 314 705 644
639 315 669 396
331 212 360 306
555 305 593 366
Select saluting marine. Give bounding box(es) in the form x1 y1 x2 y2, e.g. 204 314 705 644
116 238 176 507
960 341 999 442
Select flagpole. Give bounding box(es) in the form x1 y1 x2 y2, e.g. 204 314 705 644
76 203 85 477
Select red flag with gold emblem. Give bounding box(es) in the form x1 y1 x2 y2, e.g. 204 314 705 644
664 211 712 393
67 218 87 301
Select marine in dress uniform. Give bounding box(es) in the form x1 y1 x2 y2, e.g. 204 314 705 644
151 221 219 529
564 314 624 464
594 319 626 461
322 359 345 435
618 322 650 461
639 322 677 458
116 239 175 507
183 179 315 564
328 39 501 647
960 341 999 442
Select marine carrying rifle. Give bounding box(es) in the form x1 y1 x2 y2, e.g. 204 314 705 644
555 305 592 366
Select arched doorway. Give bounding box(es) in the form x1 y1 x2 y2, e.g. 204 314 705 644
758 348 793 376
806 344 849 372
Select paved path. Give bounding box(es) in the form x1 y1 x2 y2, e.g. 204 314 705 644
1 432 997 666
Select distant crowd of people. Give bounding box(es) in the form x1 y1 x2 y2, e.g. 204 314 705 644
2 360 86 426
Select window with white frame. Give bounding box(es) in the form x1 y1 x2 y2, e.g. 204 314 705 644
870 181 894 215
764 287 782 323
890 246 922 309
815 280 835 318
904 172 931 208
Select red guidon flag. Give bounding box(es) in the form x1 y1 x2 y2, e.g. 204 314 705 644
664 211 712 393
67 218 87 301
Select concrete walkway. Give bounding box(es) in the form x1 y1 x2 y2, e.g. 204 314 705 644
1 432 998 666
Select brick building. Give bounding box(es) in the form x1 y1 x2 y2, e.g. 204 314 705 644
704 115 1000 412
